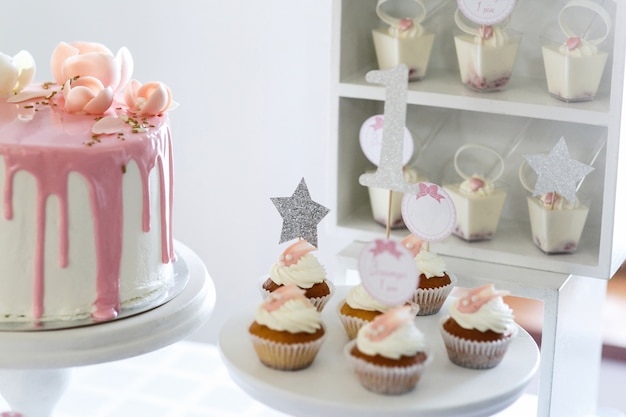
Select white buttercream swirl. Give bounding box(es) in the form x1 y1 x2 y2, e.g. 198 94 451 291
415 249 446 279
356 319 425 359
346 284 394 312
449 296 515 333
269 253 326 289
255 298 322 334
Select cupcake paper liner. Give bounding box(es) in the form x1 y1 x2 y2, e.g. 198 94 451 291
337 300 420 340
249 331 326 371
337 301 372 340
344 340 431 395
439 316 517 369
260 279 334 313
412 273 457 316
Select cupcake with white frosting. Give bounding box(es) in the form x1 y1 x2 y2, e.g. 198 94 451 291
249 284 325 370
402 234 456 315
440 284 517 369
337 284 419 340
260 240 334 311
345 306 431 394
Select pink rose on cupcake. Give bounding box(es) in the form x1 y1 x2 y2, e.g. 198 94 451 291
51 41 133 114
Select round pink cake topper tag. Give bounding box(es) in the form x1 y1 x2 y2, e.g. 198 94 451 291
359 114 414 167
457 0 516 25
358 238 418 306
401 182 456 241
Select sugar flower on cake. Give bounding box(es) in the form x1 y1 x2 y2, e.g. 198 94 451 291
0 50 35 97
124 80 174 116
51 41 133 115
51 41 133 96
7 40 176 130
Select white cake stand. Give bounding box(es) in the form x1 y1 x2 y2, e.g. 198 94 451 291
0 241 215 417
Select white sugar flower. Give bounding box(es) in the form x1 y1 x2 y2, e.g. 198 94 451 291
0 50 35 97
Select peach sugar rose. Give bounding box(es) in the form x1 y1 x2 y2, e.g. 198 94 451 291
124 79 173 116
51 41 133 115
7 40 176 129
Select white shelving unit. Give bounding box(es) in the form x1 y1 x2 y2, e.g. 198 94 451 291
327 0 626 416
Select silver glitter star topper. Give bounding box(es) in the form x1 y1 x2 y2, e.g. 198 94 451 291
524 137 594 203
271 178 330 247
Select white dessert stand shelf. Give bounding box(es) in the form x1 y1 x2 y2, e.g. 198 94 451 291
0 241 216 417
219 286 540 417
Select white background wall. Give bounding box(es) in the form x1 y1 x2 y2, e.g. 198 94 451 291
0 0 338 343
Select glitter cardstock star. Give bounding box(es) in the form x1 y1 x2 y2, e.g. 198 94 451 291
524 137 594 203
271 178 330 248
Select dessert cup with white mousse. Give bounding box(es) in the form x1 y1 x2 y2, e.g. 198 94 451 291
443 144 507 241
519 155 592 254
541 0 611 102
372 0 435 81
453 8 521 92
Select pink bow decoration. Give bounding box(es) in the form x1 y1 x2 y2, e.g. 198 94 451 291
416 183 444 203
369 115 384 132
457 284 509 314
1 412 24 417
370 239 403 259
364 306 413 341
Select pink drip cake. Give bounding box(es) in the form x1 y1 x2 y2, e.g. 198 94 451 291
0 41 176 323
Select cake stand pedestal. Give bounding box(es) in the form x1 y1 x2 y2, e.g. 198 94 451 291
0 241 215 417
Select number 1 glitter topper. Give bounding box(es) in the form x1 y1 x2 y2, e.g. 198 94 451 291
271 178 330 248
359 65 421 196
357 64 454 305
359 65 424 239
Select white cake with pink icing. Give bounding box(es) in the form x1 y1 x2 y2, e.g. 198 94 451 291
0 41 176 323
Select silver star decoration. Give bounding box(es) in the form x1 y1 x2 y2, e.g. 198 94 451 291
524 137 594 203
271 178 329 247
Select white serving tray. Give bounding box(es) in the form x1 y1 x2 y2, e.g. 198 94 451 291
219 286 540 417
